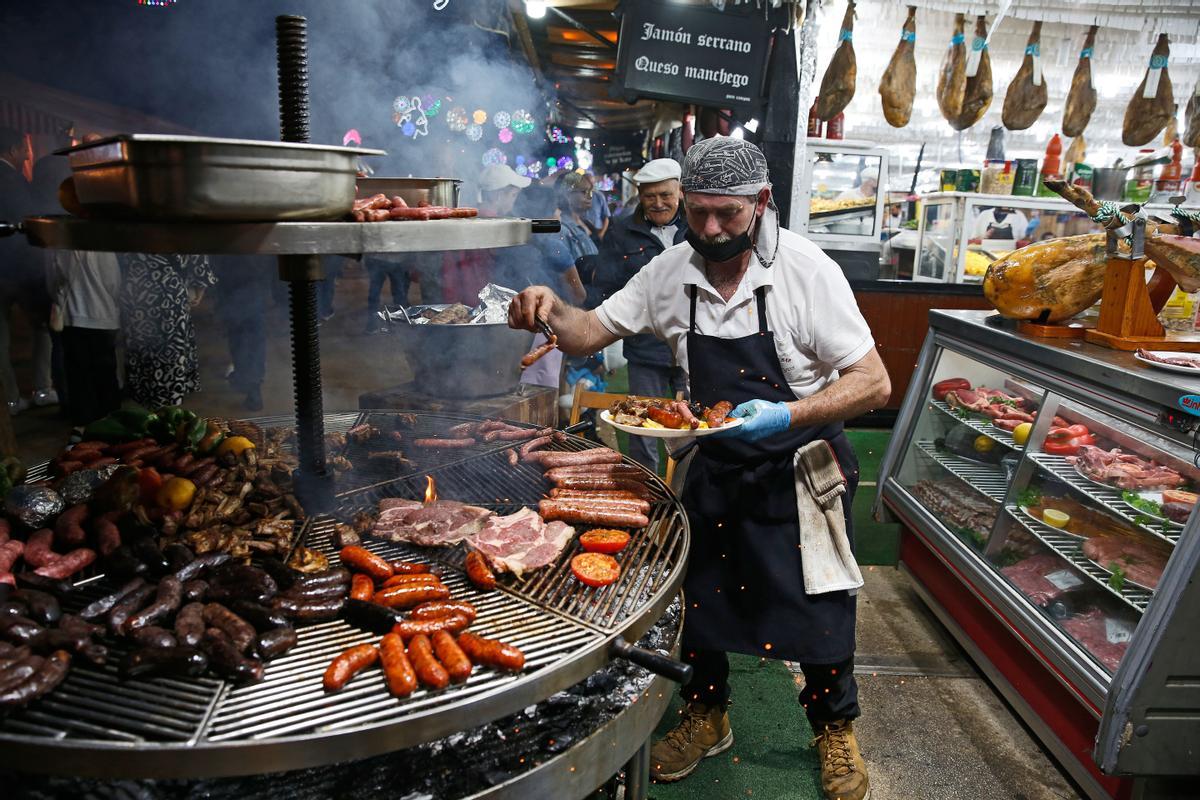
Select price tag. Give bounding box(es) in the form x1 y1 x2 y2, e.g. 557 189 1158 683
966 37 986 78
1082 48 1094 91
1028 43 1043 87
1105 617 1135 645
1144 54 1168 99
1045 569 1084 591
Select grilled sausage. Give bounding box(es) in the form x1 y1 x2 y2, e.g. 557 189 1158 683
339 598 401 633
322 643 379 691
54 504 89 548
379 573 443 591
109 438 156 456
270 595 344 622
350 573 375 601
431 629 472 683
464 551 496 591
22 529 58 569
162 543 195 573
129 626 177 649
339 546 394 581
546 495 652 514
390 612 471 641
378 632 417 697
412 438 476 448
457 632 525 672
202 603 256 653
206 564 278 604
0 653 38 693
485 426 554 442
0 615 45 645
94 514 122 557
276 579 346 601
121 646 207 680
543 464 645 480
173 552 232 582
406 634 448 689
549 477 650 496
256 627 298 659
528 449 623 469
704 401 734 429
14 572 76 596
538 501 649 529
520 339 557 368
131 537 170 576
292 567 351 591
645 406 686 429
410 600 478 624
13 590 61 626
506 448 519 466
518 435 554 458
0 650 70 707
372 583 450 610
227 600 290 632
107 584 157 635
547 488 649 503
57 613 103 639
173 602 205 647
182 579 208 603
81 578 147 621
201 630 265 683
125 576 182 632
388 559 431 575
0 540 22 574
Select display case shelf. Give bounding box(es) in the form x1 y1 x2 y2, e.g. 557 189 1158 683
914 440 1008 503
1027 453 1182 547
1004 506 1155 612
928 399 1019 450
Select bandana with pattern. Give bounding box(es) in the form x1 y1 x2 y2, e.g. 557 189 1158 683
681 136 779 267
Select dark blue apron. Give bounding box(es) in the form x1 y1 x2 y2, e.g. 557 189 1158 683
681 284 858 664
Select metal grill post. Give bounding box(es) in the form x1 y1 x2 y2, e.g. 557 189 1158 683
275 14 331 509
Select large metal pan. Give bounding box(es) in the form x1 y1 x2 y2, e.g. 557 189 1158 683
59 134 385 222
394 318 534 398
356 177 462 208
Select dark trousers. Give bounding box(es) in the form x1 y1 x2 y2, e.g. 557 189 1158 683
625 362 687 471
366 259 409 313
682 648 860 726
61 327 121 427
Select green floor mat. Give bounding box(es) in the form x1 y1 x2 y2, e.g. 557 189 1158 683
648 654 823 800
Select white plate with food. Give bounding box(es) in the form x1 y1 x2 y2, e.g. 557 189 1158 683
1120 489 1193 528
1133 350 1200 375
599 410 743 439
1018 505 1088 541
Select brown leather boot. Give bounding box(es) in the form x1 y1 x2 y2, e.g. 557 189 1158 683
649 702 733 782
812 719 871 800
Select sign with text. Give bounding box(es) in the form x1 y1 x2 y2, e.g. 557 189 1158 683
615 1 770 111
593 132 645 174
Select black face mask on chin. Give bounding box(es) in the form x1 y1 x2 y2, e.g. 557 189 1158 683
686 211 758 263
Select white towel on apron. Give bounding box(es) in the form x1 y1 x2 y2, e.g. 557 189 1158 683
794 440 864 596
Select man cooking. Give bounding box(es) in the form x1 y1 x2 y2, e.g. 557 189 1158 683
508 137 888 800
592 157 688 472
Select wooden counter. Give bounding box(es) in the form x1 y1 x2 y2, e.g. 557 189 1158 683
852 281 993 418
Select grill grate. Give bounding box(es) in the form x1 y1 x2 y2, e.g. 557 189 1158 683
0 412 688 777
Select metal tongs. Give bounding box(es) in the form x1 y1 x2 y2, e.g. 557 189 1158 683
535 316 556 342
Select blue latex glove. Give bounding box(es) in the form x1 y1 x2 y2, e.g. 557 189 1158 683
715 399 792 442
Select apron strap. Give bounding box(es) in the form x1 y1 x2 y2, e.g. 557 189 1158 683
689 284 697 334
755 285 768 334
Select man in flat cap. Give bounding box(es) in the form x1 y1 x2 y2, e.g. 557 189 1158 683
592 158 687 472
509 137 887 800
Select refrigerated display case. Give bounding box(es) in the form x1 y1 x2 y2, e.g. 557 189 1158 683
796 139 888 280
877 309 1200 800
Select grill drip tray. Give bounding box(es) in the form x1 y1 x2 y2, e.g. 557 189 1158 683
0 412 689 779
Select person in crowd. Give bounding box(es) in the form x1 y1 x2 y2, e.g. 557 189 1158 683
557 172 600 262
592 158 687 471
836 167 878 202
46 248 121 426
441 164 529 306
585 177 610 241
508 137 888 800
120 253 217 409
31 154 72 408
211 256 270 411
0 127 54 414
363 254 409 334
970 206 1027 241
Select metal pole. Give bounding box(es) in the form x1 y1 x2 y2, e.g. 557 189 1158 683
275 14 332 510
622 739 651 800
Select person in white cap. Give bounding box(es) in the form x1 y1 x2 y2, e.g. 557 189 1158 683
591 157 687 471
440 164 532 305
837 167 878 202
508 137 887 800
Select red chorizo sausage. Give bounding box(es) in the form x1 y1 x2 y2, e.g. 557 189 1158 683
457 632 525 672
388 559 431 575
372 583 450 610
390 612 470 642
322 643 379 692
704 401 734 429
410 600 477 624
378 632 417 697
520 340 557 369
406 634 448 689
21 530 57 569
54 505 89 549
538 501 649 529
432 629 472 683
0 541 23 574
380 573 443 590
94 513 122 557
34 547 95 579
527 449 624 469
339 545 394 581
464 551 496 591
349 574 375 602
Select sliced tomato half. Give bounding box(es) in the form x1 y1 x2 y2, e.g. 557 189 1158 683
579 529 631 555
571 552 620 587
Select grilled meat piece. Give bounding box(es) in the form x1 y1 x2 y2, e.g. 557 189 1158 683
347 424 382 445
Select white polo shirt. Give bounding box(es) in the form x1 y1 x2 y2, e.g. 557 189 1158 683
595 226 875 400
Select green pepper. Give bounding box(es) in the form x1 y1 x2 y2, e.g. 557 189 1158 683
182 416 207 450
111 407 157 435
196 424 224 455
83 416 141 443
0 456 26 486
